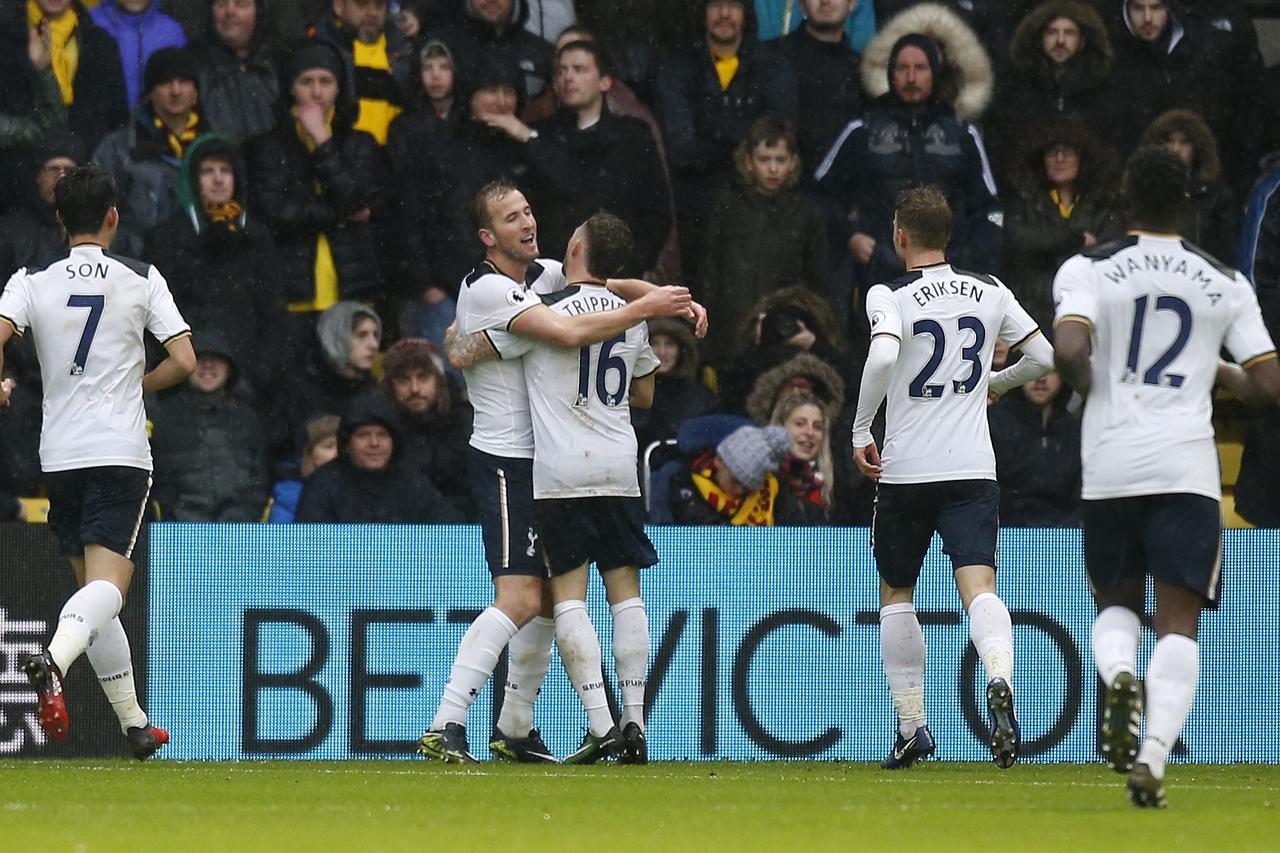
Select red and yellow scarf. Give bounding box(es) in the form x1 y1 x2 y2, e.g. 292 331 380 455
689 450 779 526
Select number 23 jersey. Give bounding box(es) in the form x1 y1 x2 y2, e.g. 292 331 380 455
866 263 1040 484
0 246 189 473
1054 233 1275 500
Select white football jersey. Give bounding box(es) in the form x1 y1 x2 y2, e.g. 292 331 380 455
1053 233 1275 500
455 258 566 459
0 245 189 472
513 284 659 499
865 263 1041 484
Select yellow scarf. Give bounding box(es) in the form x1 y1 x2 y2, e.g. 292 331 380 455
1050 188 1077 220
28 0 79 106
690 454 779 526
288 109 340 313
352 35 401 144
204 200 242 230
155 111 201 160
712 50 739 91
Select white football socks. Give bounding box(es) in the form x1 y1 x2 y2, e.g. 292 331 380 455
1137 634 1199 777
880 603 927 738
1092 606 1141 687
496 615 555 737
554 600 613 737
968 592 1014 688
431 607 518 730
47 579 123 675
610 597 649 731
86 617 148 732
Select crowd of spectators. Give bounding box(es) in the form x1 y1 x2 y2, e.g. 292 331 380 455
3 0 1280 528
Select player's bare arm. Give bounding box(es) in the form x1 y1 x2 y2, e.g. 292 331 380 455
990 332 1055 397
509 286 691 349
0 320 14 407
1217 355 1280 407
607 277 709 339
629 371 656 409
141 334 196 394
1053 320 1093 397
444 320 499 370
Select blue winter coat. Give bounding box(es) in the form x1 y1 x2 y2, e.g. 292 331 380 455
90 0 188 111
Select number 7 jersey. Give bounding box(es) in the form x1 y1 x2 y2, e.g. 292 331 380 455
1054 233 1275 500
0 245 189 472
866 263 1040 484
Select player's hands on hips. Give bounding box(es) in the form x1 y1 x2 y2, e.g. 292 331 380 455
688 300 709 338
853 440 881 480
0 378 14 408
639 286 692 319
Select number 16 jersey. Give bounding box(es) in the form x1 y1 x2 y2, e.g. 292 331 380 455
0 246 189 473
865 263 1040 485
1053 233 1275 500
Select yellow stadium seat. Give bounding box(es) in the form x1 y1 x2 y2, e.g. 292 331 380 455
19 497 49 524
1219 441 1244 488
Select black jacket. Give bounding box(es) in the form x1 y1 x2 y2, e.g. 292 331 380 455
0 202 66 282
525 106 672 275
435 2 553 99
773 25 863 180
247 117 386 303
989 391 1082 527
190 36 281 144
397 400 474 520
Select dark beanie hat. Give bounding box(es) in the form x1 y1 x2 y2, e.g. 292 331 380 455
287 41 346 87
144 47 200 93
36 127 85 166
886 33 943 93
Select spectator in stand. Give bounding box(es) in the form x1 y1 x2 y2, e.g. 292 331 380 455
485 38 669 276
1004 118 1121 331
772 0 864 179
91 0 188 112
378 338 474 519
436 0 554 99
666 423 810 526
143 134 281 392
92 47 206 255
149 334 269 520
247 40 385 350
987 1 1113 184
743 350 845 428
311 0 409 145
655 0 797 280
755 0 875 50
1233 152 1280 528
989 371 1082 527
16 0 129 157
1140 109 1237 264
0 130 81 281
275 299 381 461
632 318 719 452
294 391 464 523
816 7 1000 306
699 116 828 365
190 0 281 144
767 392 832 523
0 10 68 216
266 414 340 523
414 57 531 292
718 286 849 415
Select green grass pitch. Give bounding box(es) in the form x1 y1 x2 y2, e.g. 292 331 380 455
1 761 1277 851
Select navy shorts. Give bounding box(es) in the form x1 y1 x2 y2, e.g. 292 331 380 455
468 449 544 577
1082 494 1222 605
534 496 658 577
872 479 1000 589
44 466 152 559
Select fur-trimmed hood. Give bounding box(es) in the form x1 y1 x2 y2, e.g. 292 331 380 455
1140 109 1221 183
1009 117 1119 197
861 2 993 120
738 286 846 355
745 353 845 425
1009 1 1112 85
647 318 701 382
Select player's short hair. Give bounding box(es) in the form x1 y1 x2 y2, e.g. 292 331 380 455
555 39 615 79
54 165 116 237
1122 145 1190 223
581 212 633 279
894 186 952 250
471 179 523 232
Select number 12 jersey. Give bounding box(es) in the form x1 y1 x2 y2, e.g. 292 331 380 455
865 263 1040 484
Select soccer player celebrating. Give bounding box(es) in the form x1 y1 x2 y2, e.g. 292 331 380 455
850 186 1055 771
0 166 195 758
1054 147 1280 807
416 181 693 764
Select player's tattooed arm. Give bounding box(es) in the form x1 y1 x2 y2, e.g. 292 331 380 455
445 322 498 369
